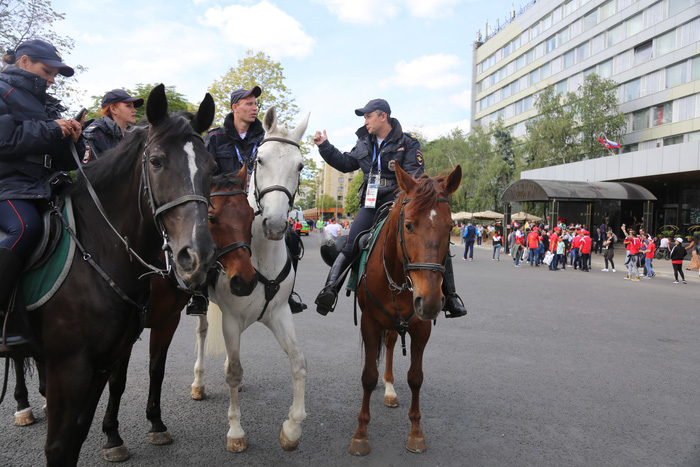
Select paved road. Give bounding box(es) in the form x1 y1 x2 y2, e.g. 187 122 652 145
1 231 699 466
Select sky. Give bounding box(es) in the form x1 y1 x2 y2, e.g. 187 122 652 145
51 0 517 157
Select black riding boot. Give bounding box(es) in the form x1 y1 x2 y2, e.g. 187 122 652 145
315 252 352 316
186 287 209 316
0 248 29 352
442 256 467 318
286 232 307 314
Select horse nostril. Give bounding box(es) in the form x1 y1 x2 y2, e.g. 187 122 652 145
177 247 199 273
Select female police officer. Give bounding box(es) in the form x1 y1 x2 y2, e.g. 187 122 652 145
0 39 83 347
312 99 467 318
82 89 144 161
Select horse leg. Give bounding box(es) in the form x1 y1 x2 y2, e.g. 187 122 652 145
221 316 246 452
12 356 36 426
44 356 108 467
349 318 382 456
383 331 399 408
405 323 431 454
264 311 307 451
146 312 180 445
191 315 208 400
101 352 132 462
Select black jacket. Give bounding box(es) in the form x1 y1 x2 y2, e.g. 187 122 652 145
0 66 81 201
670 244 687 261
82 116 123 161
317 117 424 206
205 113 264 175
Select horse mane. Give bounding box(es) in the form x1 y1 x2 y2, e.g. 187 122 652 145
395 172 449 214
68 112 197 195
211 172 246 192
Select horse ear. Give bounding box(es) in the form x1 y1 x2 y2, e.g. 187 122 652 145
443 164 462 195
192 93 215 134
262 106 278 134
146 84 168 126
236 164 247 188
395 162 417 194
290 112 310 143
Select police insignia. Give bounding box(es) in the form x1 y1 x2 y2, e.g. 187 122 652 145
82 146 91 164
416 154 424 165
388 160 396 171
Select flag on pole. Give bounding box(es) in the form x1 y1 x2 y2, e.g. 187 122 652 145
597 133 621 150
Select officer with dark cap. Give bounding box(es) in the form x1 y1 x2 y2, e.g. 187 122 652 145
186 86 307 315
82 89 144 161
312 98 467 318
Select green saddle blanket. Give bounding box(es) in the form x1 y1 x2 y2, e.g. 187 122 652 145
20 197 76 310
346 217 387 292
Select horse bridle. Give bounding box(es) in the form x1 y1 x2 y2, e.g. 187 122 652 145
384 196 451 293
209 189 252 274
251 137 301 217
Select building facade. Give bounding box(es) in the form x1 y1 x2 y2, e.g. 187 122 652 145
316 162 360 220
472 0 700 233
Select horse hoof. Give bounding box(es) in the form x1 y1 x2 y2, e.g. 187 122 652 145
14 409 36 426
103 444 131 462
191 385 206 400
279 427 300 451
349 438 370 456
406 436 427 453
384 395 399 407
227 436 247 452
149 430 173 445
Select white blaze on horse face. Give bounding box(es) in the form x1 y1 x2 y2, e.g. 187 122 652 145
429 209 437 222
183 141 198 192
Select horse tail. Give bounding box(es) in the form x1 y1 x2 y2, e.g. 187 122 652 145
204 302 227 356
360 329 386 366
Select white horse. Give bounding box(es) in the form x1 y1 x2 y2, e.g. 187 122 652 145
191 106 308 452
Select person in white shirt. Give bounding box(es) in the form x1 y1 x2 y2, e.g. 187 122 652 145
325 218 342 237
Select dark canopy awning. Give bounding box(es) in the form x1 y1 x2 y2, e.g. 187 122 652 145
501 179 657 202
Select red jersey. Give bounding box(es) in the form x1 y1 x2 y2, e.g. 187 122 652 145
628 237 642 254
527 232 539 249
580 236 592 254
645 241 655 259
571 236 582 248
549 233 558 252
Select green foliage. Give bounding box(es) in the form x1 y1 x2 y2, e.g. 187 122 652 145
344 172 364 218
85 84 191 124
208 50 299 125
0 0 86 110
317 194 338 209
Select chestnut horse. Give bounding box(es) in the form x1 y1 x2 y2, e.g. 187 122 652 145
349 163 461 456
9 84 217 466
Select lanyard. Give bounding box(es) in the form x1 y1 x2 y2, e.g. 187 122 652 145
234 143 257 166
371 141 384 174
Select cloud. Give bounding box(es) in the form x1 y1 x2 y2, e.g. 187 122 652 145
406 119 471 141
201 1 315 59
385 54 464 89
449 90 472 110
315 0 464 24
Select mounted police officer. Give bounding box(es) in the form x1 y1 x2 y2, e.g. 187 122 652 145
312 99 467 318
0 40 83 350
189 86 307 315
82 89 144 161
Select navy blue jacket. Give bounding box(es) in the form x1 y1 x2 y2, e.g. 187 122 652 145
463 225 477 242
205 113 264 175
317 117 424 206
0 66 81 201
82 116 123 161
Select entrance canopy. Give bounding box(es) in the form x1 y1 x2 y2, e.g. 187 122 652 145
501 179 657 202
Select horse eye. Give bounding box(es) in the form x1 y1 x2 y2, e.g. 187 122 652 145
405 222 414 233
297 162 304 172
149 157 162 168
208 215 217 224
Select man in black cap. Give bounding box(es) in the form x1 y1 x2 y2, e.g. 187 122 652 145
187 86 307 315
82 89 144 160
312 99 467 318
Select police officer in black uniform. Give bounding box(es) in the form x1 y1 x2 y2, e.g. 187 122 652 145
312 99 467 318
82 89 144 161
188 86 307 315
0 40 82 349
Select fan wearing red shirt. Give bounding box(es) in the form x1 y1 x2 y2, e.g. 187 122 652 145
527 229 540 266
548 228 559 270
624 230 642 280
643 238 656 278
579 230 592 272
570 232 582 269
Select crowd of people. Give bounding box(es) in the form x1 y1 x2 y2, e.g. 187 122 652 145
458 220 700 284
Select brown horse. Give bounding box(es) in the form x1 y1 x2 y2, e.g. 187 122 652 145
350 163 461 456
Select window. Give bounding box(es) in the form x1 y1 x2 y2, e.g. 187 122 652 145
337 195 343 201
626 13 643 37
565 0 575 16
563 50 575 68
576 43 589 62
632 109 649 131
689 131 700 141
623 78 641 102
525 49 535 65
523 95 534 111
666 62 687 88
583 66 596 77
514 99 523 115
656 30 676 56
607 24 624 47
530 68 541 85
504 42 511 58
511 80 520 95
502 84 511 99
337 186 343 192
556 79 568 95
542 15 552 31
557 28 570 47
663 135 684 146
512 37 520 51
633 41 653 65
692 56 700 80
541 62 551 79
622 143 638 153
599 59 613 78
531 22 540 39
652 102 672 126
600 1 616 21
546 35 557 53
668 0 694 16
584 10 597 30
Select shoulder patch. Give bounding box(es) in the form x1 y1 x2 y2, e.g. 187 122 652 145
407 133 417 139
416 154 424 165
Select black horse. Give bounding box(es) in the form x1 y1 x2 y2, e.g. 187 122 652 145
10 84 217 466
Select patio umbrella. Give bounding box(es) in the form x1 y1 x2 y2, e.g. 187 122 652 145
511 211 542 222
451 211 473 220
473 210 504 220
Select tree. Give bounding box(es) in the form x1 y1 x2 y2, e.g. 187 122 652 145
421 128 469 176
570 74 628 160
208 50 299 125
344 172 364 218
85 84 192 123
0 0 85 109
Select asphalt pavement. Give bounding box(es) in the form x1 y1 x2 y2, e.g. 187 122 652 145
1 230 698 466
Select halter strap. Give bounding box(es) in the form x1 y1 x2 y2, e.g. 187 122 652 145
209 189 252 266
251 137 302 216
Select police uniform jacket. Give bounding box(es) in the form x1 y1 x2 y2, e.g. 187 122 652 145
205 112 264 174
316 117 424 206
0 66 81 201
82 116 123 160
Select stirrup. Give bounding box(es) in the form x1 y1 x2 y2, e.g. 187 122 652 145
444 294 467 319
289 292 307 314
315 286 338 316
186 294 208 316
